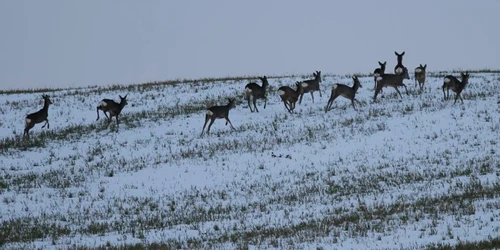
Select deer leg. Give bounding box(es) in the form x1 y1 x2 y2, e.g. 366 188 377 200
247 97 254 112
206 118 216 135
350 99 357 111
298 93 304 104
402 84 409 95
225 117 236 131
263 97 267 109
393 87 403 99
201 115 210 136
373 86 382 102
325 95 338 113
282 101 291 113
310 92 315 103
116 116 119 128
41 119 49 129
96 108 100 121
253 98 259 113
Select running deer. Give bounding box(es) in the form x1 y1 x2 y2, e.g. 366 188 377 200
442 72 470 104
414 64 427 92
373 67 410 102
24 95 53 138
244 76 269 112
201 98 237 136
299 70 322 104
373 61 387 90
96 94 128 128
278 82 303 114
394 51 405 75
325 76 363 112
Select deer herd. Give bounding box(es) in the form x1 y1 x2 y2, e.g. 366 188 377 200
22 51 474 138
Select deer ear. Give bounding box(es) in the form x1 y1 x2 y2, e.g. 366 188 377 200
124 94 128 98
394 51 398 55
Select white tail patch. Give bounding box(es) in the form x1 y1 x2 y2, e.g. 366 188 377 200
278 90 285 96
415 68 422 73
376 76 383 81
444 78 451 83
333 84 338 90
395 68 403 74
206 110 213 116
301 82 308 88
99 101 107 107
25 118 31 125
374 73 380 77
244 87 252 93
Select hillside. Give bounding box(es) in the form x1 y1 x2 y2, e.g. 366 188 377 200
1 70 500 249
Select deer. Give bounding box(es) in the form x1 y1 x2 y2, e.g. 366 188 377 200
96 94 128 128
298 70 322 104
442 72 470 104
394 51 406 75
244 76 269 113
24 95 53 139
325 76 363 112
373 61 387 91
414 64 427 92
201 98 237 136
373 67 410 102
277 82 303 114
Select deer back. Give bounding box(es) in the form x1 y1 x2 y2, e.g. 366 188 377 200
244 76 269 98
374 61 387 75
443 75 460 91
207 99 236 118
26 95 52 123
301 71 322 92
394 51 406 74
379 68 410 87
414 64 426 82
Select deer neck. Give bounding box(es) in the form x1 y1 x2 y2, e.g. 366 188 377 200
119 101 127 111
42 100 50 112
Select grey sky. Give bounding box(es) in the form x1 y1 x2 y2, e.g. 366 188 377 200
0 0 499 90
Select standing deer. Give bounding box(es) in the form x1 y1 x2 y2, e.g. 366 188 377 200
394 51 406 75
325 76 363 112
414 64 427 92
299 70 322 104
442 72 470 104
201 98 237 136
373 67 410 102
24 95 53 138
278 82 303 114
373 61 387 91
96 94 128 128
244 76 269 112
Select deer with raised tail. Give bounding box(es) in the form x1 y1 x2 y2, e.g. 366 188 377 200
298 70 322 104
201 98 237 136
244 76 269 112
373 61 386 91
24 95 53 139
394 51 406 75
373 67 410 102
96 94 128 128
414 64 427 92
325 76 363 112
277 82 303 114
442 72 470 104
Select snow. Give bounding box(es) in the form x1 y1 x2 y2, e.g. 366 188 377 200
1 71 500 249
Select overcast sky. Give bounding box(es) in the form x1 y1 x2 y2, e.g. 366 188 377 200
0 0 499 90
